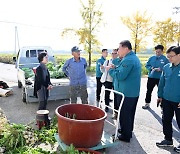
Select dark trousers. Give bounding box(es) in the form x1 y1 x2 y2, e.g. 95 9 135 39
37 87 48 110
38 100 47 110
120 97 139 140
70 85 88 104
115 94 122 112
96 77 102 101
145 77 159 103
162 99 180 141
103 81 113 106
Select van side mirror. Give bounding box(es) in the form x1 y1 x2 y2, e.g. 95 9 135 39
13 57 16 62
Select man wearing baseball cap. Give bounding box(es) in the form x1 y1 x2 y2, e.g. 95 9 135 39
62 46 88 104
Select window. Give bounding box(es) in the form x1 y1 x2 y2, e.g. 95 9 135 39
37 50 44 55
26 50 30 57
30 50 37 57
37 50 47 55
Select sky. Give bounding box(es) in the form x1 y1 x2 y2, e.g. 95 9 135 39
0 0 179 52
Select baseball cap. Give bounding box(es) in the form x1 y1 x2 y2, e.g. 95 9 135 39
71 46 81 52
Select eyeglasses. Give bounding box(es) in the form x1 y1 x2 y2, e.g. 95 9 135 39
112 53 117 55
167 54 177 59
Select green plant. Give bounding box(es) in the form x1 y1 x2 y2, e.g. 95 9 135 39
0 117 58 153
10 146 52 154
35 116 58 145
64 112 77 119
86 66 95 73
0 124 26 151
141 63 148 76
59 144 90 154
21 68 34 79
46 62 66 79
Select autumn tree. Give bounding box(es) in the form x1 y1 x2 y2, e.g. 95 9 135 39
121 11 152 54
62 0 103 67
153 18 178 51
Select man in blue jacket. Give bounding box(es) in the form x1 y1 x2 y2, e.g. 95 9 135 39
108 40 141 142
156 46 180 153
62 46 88 104
142 45 169 109
96 49 108 102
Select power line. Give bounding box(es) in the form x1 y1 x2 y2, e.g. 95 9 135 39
0 20 63 31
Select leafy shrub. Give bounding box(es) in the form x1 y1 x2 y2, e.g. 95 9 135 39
86 66 95 73
46 62 66 79
141 63 148 76
0 54 14 64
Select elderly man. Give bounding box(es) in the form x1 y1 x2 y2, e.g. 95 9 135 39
62 46 88 104
108 40 141 142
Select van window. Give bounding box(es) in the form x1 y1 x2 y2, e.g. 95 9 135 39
26 50 30 57
37 50 46 55
30 50 37 57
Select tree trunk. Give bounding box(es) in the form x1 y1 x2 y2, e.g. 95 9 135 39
88 42 92 67
88 52 91 67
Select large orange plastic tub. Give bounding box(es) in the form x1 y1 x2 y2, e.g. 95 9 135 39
55 104 107 148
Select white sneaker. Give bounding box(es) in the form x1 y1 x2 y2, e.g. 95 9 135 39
142 103 150 109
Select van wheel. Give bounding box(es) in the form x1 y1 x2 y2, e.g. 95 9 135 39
22 88 26 102
22 94 26 102
18 80 22 88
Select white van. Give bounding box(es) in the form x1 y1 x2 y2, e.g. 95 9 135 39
14 46 55 69
13 46 70 103
13 46 55 88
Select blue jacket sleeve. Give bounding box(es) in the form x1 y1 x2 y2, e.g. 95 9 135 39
62 59 70 76
158 69 165 98
115 60 133 81
109 68 115 78
145 57 152 71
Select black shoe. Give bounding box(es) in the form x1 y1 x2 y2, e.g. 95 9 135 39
142 103 150 109
118 129 132 138
117 135 130 143
112 113 118 120
174 145 180 153
109 99 113 102
105 107 109 112
156 139 173 147
118 128 122 134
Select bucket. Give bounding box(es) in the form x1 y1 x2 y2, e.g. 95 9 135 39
36 110 50 130
55 104 107 148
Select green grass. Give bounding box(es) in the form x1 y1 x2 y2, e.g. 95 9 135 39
0 53 152 75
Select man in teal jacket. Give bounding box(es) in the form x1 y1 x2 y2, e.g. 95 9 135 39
156 46 180 153
142 45 169 109
108 40 141 142
96 49 108 102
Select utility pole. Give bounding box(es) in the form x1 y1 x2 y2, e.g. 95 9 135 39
173 7 180 46
15 26 20 53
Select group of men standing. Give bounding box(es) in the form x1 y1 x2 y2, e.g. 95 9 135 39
94 41 180 152
61 40 180 153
